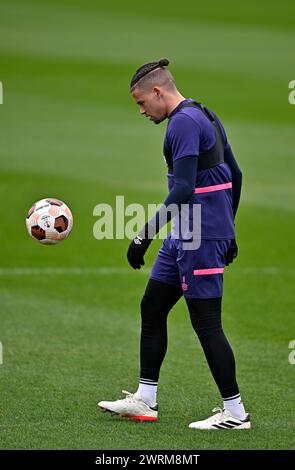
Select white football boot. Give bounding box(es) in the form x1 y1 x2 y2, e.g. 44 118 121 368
98 390 158 421
189 407 251 430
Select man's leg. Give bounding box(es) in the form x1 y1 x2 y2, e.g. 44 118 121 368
185 296 250 428
136 278 183 406
185 296 240 403
98 234 182 420
177 239 250 428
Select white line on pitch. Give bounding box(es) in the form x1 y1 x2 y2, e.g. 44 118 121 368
0 267 149 276
0 267 294 276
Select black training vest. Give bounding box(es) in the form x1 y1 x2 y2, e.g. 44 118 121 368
165 101 226 172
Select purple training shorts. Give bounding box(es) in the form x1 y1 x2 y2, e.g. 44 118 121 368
150 233 231 299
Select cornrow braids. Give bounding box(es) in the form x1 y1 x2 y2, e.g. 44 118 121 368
130 58 170 90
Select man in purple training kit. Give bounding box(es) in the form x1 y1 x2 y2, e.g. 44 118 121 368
98 59 250 430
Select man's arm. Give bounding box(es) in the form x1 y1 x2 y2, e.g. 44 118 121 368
212 111 242 218
223 142 242 265
224 143 242 218
140 155 198 238
127 112 200 269
127 156 198 269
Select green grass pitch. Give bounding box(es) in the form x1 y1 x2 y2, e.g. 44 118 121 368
0 0 295 450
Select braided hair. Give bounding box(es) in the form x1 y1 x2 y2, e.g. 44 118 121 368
130 58 170 90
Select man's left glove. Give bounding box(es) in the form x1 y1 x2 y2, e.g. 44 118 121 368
225 238 238 266
127 236 152 269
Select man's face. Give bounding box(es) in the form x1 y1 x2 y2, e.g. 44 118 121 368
131 86 167 124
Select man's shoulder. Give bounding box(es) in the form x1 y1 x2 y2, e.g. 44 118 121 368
167 109 202 136
172 104 228 144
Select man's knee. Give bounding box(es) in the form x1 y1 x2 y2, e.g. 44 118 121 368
186 297 223 341
140 293 155 318
141 278 182 321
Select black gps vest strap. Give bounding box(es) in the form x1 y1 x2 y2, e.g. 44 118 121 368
169 101 226 172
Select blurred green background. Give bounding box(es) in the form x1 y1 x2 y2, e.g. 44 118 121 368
0 0 295 450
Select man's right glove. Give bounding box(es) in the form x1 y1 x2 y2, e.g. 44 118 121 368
127 235 152 270
225 238 238 266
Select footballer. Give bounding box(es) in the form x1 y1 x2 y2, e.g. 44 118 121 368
98 59 250 430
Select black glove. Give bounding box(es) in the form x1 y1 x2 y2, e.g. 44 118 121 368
225 238 238 266
127 235 152 269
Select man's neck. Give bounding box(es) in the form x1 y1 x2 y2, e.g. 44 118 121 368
166 93 187 117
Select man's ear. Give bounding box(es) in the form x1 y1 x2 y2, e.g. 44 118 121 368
153 86 161 98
